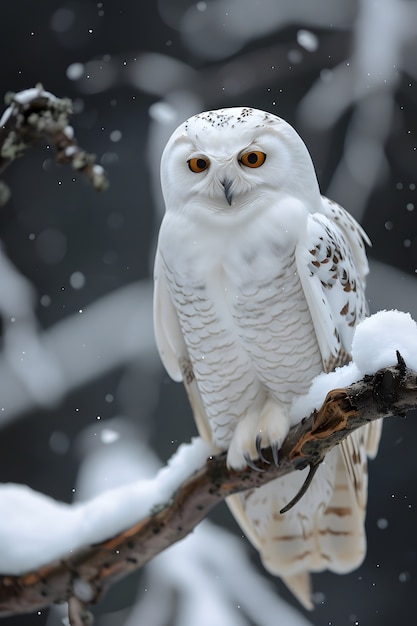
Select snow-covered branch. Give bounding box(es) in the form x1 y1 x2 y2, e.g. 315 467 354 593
0 84 108 199
1 345 416 623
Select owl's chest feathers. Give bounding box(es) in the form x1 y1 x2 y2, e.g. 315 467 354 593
166 241 323 408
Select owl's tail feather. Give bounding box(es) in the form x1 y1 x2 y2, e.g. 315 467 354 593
227 490 316 610
281 572 313 611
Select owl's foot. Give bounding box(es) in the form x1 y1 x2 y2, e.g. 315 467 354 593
227 398 290 470
242 434 279 470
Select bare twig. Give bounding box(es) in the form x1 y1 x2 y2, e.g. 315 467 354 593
0 355 416 621
0 84 108 200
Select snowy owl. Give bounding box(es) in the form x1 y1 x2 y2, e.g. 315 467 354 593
153 107 382 609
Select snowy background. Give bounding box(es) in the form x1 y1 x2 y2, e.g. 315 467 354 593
0 1 416 625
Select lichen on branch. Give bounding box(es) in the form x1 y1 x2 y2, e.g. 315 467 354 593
0 84 108 200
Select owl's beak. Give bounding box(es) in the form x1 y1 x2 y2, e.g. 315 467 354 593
221 178 233 206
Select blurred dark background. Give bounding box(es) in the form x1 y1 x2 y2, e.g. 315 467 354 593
0 1 416 625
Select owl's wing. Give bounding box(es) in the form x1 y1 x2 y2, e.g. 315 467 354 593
318 198 382 459
153 249 184 382
295 198 382 445
291 199 381 583
295 199 369 370
153 249 212 441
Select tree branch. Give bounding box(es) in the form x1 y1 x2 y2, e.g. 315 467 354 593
0 84 108 203
1 354 416 622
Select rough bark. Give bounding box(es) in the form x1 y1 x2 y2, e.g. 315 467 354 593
0 354 416 623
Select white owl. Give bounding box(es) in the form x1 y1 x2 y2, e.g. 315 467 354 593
153 107 382 609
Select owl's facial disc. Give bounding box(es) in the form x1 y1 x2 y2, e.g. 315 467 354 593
186 148 268 209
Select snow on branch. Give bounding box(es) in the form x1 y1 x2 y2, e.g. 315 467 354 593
0 84 108 201
0 328 416 623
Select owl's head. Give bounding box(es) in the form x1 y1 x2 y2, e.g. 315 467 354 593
160 107 321 220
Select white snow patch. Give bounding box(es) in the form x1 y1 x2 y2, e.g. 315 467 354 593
0 437 214 574
291 310 417 422
297 29 319 52
64 125 74 139
0 106 13 128
13 87 58 105
92 164 105 175
352 309 417 373
290 361 361 424
64 145 77 157
0 87 59 126
72 578 95 603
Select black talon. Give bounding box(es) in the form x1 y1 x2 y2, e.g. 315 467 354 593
256 434 270 464
280 462 320 514
271 443 279 467
243 452 265 472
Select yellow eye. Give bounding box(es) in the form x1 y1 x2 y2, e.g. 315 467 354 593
188 157 210 173
240 151 266 168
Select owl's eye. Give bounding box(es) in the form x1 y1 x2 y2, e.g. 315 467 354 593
188 157 210 173
239 151 266 168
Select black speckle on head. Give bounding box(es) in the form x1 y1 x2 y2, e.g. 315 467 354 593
195 107 257 129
